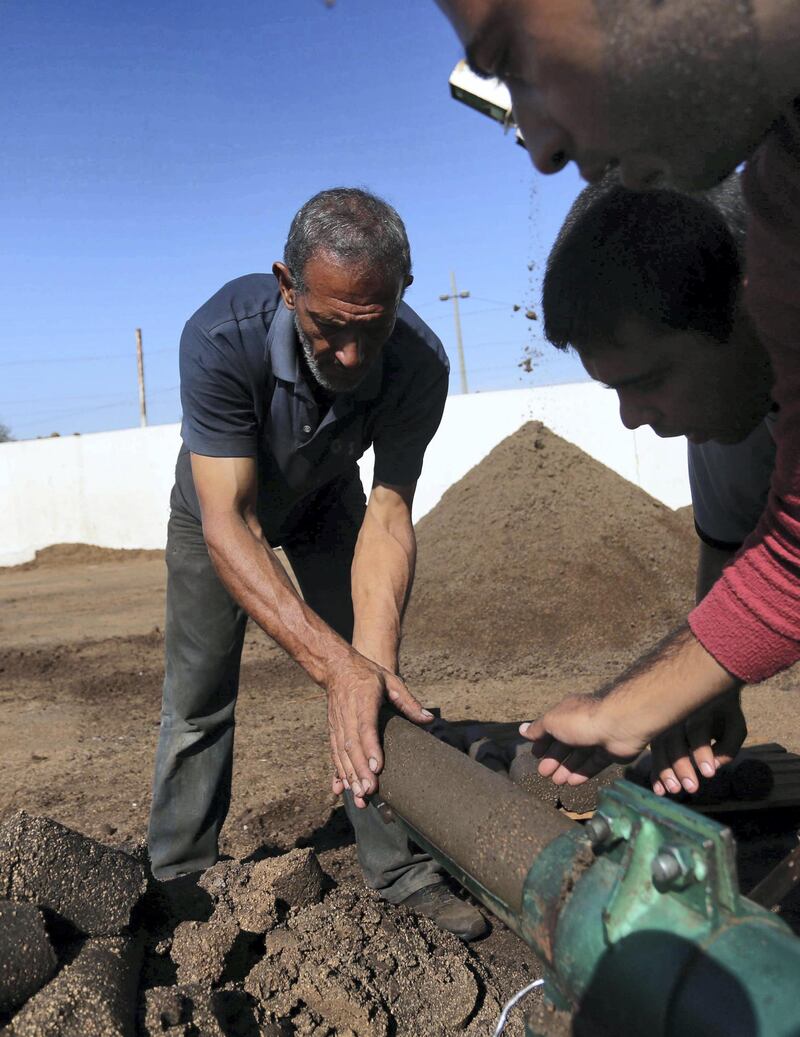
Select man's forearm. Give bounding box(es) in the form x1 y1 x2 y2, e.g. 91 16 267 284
203 511 352 686
351 507 416 672
597 625 739 749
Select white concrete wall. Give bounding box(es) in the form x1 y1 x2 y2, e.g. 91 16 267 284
0 425 181 566
0 383 690 566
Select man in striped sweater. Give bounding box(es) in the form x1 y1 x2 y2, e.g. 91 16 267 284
434 0 800 786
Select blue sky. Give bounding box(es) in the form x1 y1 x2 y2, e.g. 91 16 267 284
0 0 587 440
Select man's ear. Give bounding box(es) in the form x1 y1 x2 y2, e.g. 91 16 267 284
273 261 296 309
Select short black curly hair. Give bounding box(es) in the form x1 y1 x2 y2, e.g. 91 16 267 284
542 172 746 352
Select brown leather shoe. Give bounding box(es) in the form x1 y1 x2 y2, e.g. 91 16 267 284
400 883 489 941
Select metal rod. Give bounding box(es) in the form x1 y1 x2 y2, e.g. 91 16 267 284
747 842 800 909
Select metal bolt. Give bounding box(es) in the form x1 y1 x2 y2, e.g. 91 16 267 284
585 814 612 848
652 846 693 888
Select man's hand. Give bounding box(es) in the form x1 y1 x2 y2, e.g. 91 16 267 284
520 694 646 786
336 480 431 807
650 690 746 796
519 626 737 787
327 652 433 808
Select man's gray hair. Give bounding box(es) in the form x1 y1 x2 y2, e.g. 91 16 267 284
284 187 412 292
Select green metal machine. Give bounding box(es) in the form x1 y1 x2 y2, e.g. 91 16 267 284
377 714 800 1036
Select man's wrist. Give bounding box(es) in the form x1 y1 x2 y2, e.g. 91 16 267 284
351 638 398 674
314 640 362 689
594 630 738 751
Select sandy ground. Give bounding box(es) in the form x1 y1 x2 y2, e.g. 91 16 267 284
3 548 798 848
2 548 799 872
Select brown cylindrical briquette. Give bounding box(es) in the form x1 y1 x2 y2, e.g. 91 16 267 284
378 713 572 914
0 901 57 1013
0 812 147 936
4 936 142 1037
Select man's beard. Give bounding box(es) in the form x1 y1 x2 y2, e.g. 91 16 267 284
294 316 369 394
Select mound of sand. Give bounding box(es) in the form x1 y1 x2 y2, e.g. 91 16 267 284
403 422 696 680
6 544 165 571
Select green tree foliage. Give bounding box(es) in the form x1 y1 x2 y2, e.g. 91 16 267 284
0 422 14 443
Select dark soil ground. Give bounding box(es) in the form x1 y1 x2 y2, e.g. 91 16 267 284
2 422 799 1035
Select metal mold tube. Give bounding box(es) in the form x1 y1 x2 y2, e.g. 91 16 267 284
377 712 573 920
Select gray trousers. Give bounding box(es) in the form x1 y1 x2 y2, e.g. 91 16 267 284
148 482 440 902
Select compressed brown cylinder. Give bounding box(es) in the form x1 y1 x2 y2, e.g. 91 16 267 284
0 901 57 1013
4 936 142 1037
378 713 572 914
509 752 630 813
0 812 146 936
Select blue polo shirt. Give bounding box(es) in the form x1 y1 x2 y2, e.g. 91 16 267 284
171 274 449 541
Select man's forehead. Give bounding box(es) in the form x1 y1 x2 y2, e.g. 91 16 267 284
578 342 648 382
302 258 400 312
306 298 396 324
579 322 700 384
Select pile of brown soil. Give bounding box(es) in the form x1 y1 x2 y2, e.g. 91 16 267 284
402 421 696 681
8 544 165 571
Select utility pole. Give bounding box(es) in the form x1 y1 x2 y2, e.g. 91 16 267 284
135 328 148 427
439 272 470 394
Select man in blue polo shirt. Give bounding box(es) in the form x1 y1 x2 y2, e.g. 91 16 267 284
147 187 487 940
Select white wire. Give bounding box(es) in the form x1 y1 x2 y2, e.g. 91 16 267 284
493 978 545 1036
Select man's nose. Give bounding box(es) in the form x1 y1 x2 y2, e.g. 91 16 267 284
619 394 659 431
334 338 361 369
511 88 572 176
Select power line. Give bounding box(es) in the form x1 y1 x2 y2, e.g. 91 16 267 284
0 390 140 406
0 347 176 368
9 386 179 430
425 305 518 323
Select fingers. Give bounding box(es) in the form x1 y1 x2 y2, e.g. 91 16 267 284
651 742 677 796
340 725 376 803
329 735 347 794
354 693 385 779
519 720 536 739
551 748 608 786
519 720 550 756
327 665 434 809
712 709 747 768
651 727 699 796
385 672 434 725
685 721 717 780
329 703 376 807
534 739 575 778
523 719 609 786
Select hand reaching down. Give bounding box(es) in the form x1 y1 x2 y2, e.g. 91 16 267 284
327 653 433 808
